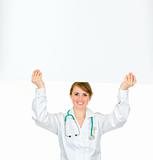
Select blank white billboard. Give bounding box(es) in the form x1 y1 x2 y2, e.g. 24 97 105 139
0 0 153 83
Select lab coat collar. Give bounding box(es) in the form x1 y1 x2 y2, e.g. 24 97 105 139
68 107 94 118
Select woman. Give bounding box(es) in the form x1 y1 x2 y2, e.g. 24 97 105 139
32 69 136 160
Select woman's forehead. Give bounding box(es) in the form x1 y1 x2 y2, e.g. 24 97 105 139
72 86 88 93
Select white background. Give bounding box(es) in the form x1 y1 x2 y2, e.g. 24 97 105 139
0 0 153 159
0 82 153 160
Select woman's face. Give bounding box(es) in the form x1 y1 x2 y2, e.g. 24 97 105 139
70 86 90 110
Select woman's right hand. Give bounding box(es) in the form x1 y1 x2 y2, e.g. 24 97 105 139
32 69 45 89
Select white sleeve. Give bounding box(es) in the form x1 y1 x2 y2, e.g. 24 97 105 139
32 88 59 135
97 89 130 135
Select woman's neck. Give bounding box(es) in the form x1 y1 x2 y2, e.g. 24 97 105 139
73 107 86 119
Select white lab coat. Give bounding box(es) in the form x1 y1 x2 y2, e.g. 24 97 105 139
32 88 130 160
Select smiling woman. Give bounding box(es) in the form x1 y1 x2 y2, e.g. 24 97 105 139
31 69 136 160
70 84 92 128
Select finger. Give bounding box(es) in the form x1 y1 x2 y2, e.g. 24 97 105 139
132 75 137 84
32 69 40 77
32 71 37 82
32 70 40 82
35 72 41 81
129 72 135 82
130 74 134 83
130 73 136 82
124 74 128 82
37 72 42 80
127 73 131 82
130 74 136 86
32 70 37 78
33 69 40 74
132 74 135 82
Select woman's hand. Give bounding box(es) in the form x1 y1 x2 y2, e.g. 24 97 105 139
120 72 136 90
31 69 45 89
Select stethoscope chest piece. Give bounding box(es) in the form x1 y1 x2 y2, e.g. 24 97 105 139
89 135 95 140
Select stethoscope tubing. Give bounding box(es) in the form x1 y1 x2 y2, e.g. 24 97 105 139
64 110 94 138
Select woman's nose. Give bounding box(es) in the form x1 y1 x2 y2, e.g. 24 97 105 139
78 94 83 100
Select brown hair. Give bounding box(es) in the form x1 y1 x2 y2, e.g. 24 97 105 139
69 82 93 98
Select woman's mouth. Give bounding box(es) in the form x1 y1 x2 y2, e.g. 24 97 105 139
77 102 84 105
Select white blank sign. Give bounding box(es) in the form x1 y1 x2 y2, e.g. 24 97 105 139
1 0 153 83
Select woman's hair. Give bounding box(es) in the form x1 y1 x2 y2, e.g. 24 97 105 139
69 82 93 98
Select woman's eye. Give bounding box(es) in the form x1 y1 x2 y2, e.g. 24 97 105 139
74 93 79 96
83 93 88 96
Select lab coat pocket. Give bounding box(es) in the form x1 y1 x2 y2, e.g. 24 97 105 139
65 135 81 149
87 126 101 150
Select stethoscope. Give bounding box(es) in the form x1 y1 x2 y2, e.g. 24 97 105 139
64 110 95 140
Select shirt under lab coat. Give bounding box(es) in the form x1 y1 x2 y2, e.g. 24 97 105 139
32 88 130 160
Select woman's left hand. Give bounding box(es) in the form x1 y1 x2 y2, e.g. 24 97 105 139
120 73 136 90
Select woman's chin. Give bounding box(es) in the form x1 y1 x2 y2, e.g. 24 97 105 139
74 105 86 110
